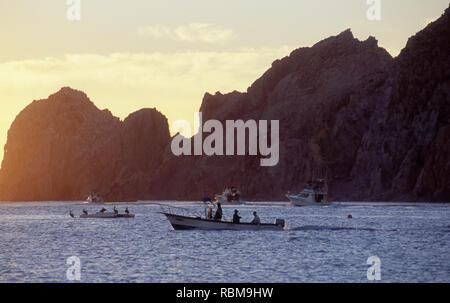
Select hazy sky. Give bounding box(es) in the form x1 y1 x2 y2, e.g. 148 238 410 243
0 0 448 162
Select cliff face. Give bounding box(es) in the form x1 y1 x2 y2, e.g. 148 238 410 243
108 108 170 201
147 7 449 202
0 6 448 202
353 8 450 201
0 88 170 201
147 30 396 200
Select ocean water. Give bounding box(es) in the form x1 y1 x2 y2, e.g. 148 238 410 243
0 201 448 283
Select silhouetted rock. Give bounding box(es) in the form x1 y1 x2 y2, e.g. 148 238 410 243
0 5 449 202
108 108 170 201
0 87 170 201
352 6 450 201
147 28 395 201
148 7 449 202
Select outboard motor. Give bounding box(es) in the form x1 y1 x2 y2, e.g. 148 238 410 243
274 218 285 228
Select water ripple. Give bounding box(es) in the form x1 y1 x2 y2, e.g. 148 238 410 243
0 202 449 282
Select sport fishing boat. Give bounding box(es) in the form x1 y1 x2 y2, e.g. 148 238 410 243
214 187 243 204
160 204 285 230
286 179 331 206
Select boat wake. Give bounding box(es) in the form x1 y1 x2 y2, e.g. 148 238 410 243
286 225 376 231
286 225 406 233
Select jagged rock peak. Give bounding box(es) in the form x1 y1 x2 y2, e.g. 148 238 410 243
400 3 450 59
123 107 167 121
47 86 91 103
34 86 105 117
53 86 87 96
308 29 385 56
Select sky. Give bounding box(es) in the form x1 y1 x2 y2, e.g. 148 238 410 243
0 0 448 163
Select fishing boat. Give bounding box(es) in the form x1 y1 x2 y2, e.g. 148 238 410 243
286 178 331 206
160 205 285 230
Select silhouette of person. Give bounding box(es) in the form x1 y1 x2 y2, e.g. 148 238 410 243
214 203 223 221
250 211 260 224
232 209 241 223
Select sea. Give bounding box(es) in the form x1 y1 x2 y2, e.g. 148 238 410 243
0 201 448 283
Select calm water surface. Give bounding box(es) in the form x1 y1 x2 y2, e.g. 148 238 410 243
0 201 448 283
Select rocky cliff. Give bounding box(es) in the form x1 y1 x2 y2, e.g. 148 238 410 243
0 6 448 202
146 6 449 202
146 29 396 201
0 88 170 201
353 7 450 201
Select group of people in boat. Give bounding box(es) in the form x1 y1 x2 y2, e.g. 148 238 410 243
205 202 261 224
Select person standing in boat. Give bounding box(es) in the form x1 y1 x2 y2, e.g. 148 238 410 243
250 211 260 224
232 209 241 223
214 203 223 221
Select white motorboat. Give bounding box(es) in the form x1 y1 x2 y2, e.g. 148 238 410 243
160 205 285 230
286 179 331 206
214 187 243 204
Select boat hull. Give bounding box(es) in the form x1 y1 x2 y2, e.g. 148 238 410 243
163 213 283 230
214 196 244 205
286 194 331 206
79 212 135 218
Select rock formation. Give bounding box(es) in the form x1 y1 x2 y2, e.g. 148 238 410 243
147 29 395 201
0 5 448 202
353 7 450 201
0 88 170 201
147 6 449 202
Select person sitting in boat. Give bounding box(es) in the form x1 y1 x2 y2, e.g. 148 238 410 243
100 207 107 213
113 206 118 214
250 211 261 224
125 207 130 214
82 209 88 215
206 206 213 220
69 210 74 218
214 203 223 221
232 209 241 223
